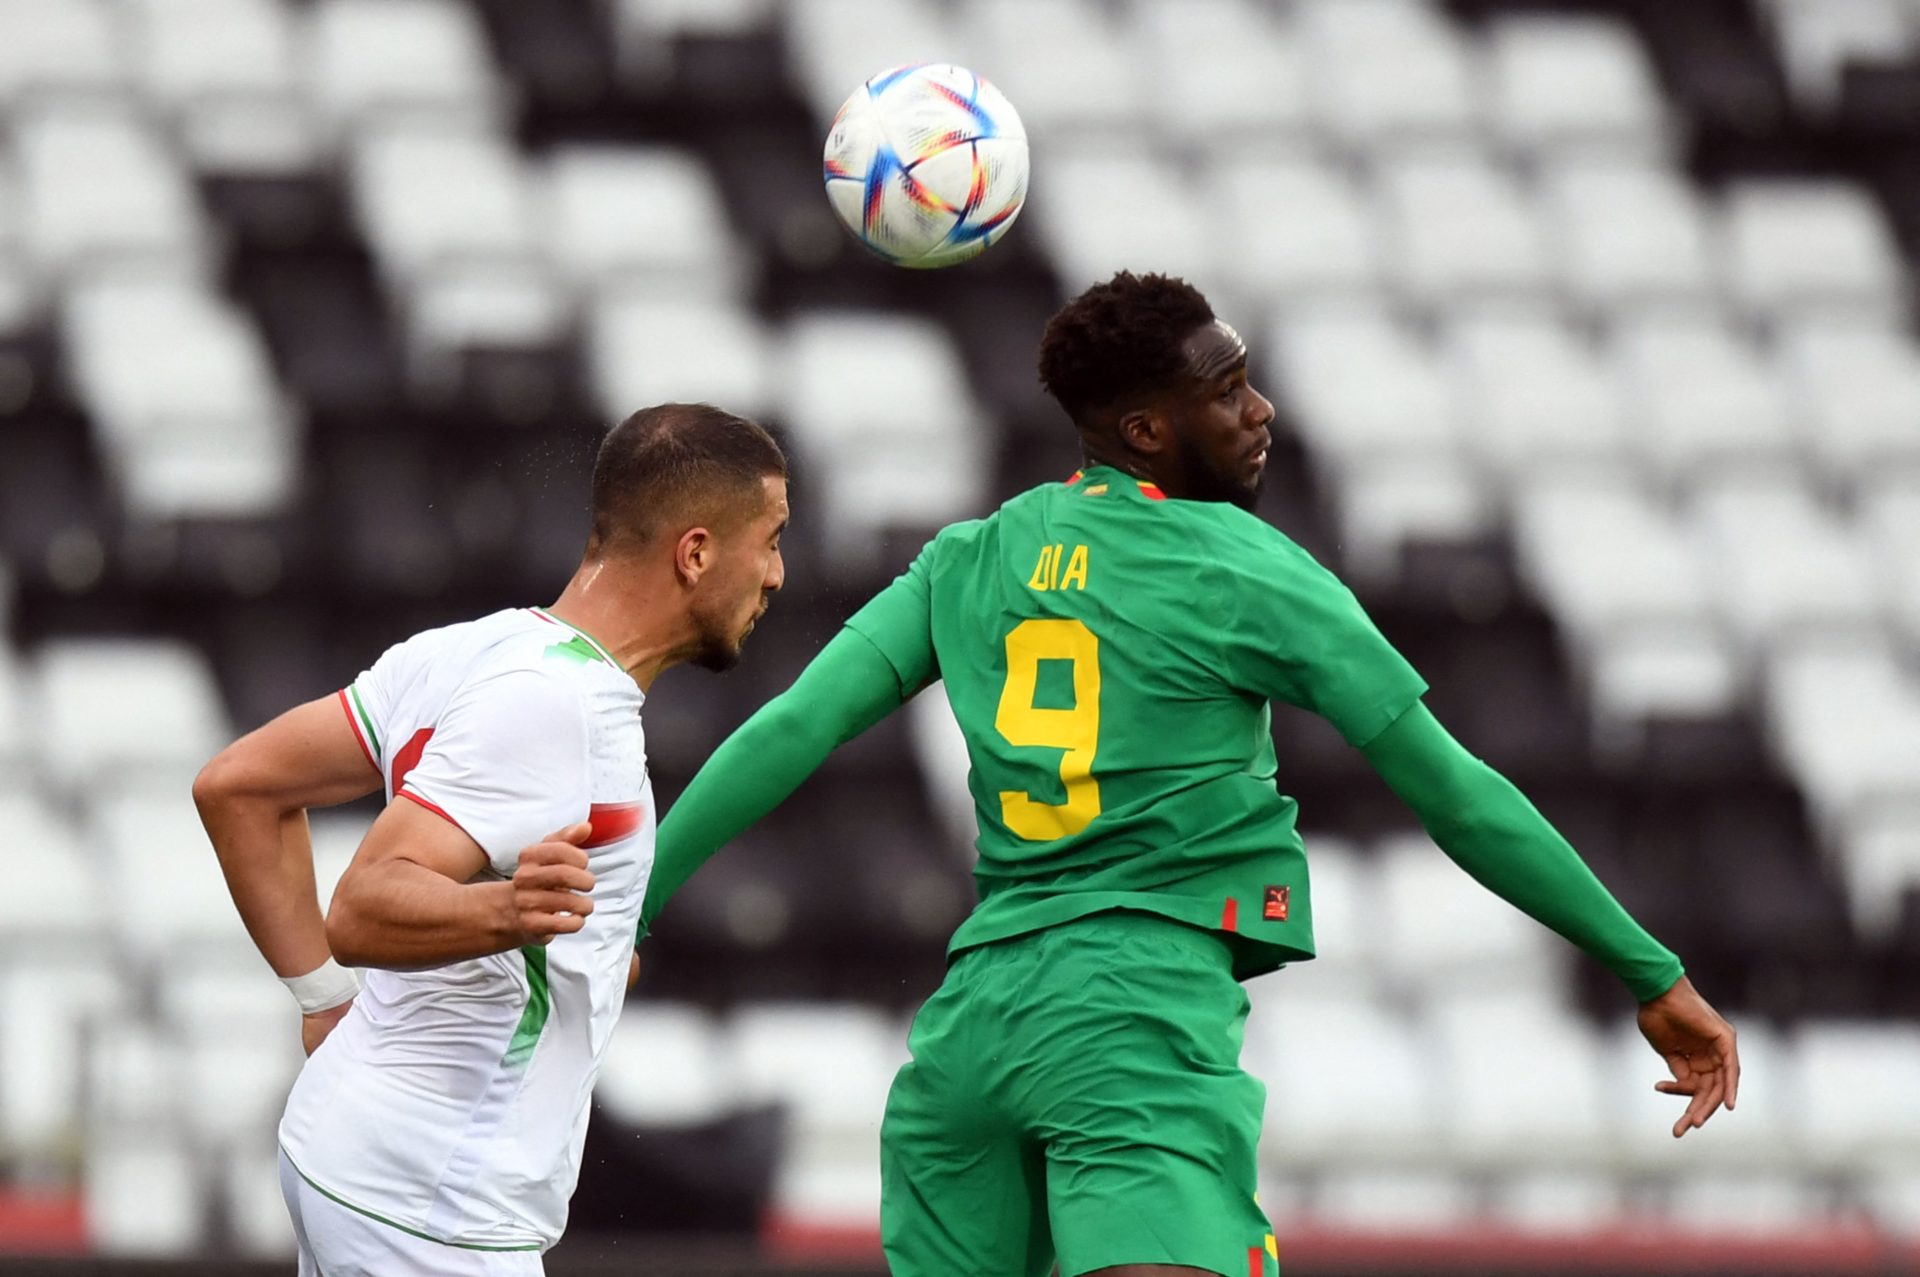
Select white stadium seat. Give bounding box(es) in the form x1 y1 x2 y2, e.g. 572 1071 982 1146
1775 317 1920 481
307 0 500 128
1212 156 1384 299
1278 837 1379 1002
0 0 129 106
1607 314 1799 486
224 1150 297 1258
1664 1174 1831 1236
1766 0 1912 109
966 0 1146 135
0 647 28 774
95 787 254 963
1792 1021 1920 1169
1374 833 1565 1000
15 103 209 284
613 0 777 87
597 1001 739 1127
1244 984 1441 1167
1587 625 1742 732
1723 180 1906 320
0 954 125 1159
130 0 318 173
1299 0 1482 149
1327 457 1496 587
1313 1170 1475 1232
728 1003 904 1228
906 684 977 865
1839 813 1920 941
1038 147 1217 295
1764 637 1920 835
1490 1171 1625 1234
350 122 541 286
781 313 987 567
1140 0 1312 146
1444 308 1632 477
1689 474 1883 652
1272 304 1464 471
588 295 775 425
1542 160 1719 312
0 788 105 949
1862 476 1920 644
62 276 298 518
1485 15 1667 157
783 0 966 123
1428 995 1610 1167
34 638 229 793
544 147 739 300
1377 153 1554 304
85 1131 207 1255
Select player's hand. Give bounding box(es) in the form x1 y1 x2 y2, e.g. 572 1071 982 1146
301 999 353 1057
508 823 596 945
1637 974 1739 1138
627 949 641 989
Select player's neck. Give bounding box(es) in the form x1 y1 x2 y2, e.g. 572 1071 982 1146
545 561 690 693
1080 448 1173 495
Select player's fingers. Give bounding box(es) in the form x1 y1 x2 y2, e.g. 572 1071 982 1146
522 911 589 943
523 841 590 871
1654 1079 1694 1096
516 863 596 894
542 821 592 846
520 890 595 922
1684 1073 1725 1133
1722 1032 1741 1110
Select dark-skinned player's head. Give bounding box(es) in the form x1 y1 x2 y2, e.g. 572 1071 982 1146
587 403 789 671
1037 271 1276 512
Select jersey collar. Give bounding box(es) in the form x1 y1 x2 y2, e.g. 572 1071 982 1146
1068 465 1167 502
527 607 621 669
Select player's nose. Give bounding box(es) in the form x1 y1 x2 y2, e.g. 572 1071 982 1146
1246 384 1276 428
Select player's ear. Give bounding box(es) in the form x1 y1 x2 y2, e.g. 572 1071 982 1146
673 526 714 586
1116 407 1167 457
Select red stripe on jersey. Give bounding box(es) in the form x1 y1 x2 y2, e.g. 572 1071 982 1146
584 801 645 848
337 689 378 775
1137 481 1167 501
1065 470 1084 485
1221 897 1239 932
1248 1245 1265 1277
399 788 473 841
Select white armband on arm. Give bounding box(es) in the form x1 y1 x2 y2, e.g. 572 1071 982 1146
281 958 361 1014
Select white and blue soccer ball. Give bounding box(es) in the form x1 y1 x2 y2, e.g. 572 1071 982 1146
822 64 1029 269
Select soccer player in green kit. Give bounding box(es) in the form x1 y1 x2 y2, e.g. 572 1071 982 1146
642 272 1740 1277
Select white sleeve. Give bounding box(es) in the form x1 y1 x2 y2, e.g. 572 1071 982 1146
340 643 407 774
396 667 592 877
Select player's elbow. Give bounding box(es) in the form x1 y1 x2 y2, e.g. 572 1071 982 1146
191 747 247 819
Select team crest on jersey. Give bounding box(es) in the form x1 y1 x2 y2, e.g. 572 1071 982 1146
1263 885 1290 922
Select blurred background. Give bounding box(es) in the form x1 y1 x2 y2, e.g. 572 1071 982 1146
2 0 1920 1273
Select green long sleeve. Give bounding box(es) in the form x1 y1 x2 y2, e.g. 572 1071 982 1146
639 627 909 937
1360 702 1684 1002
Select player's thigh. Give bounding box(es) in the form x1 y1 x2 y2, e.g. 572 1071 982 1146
286 1177 543 1277
879 976 1053 1277
1033 916 1276 1277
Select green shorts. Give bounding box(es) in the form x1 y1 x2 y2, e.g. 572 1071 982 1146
880 910 1279 1277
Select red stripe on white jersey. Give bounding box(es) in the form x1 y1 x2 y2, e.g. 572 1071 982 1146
584 801 645 848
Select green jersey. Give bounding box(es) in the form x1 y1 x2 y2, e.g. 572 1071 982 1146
844 464 1429 976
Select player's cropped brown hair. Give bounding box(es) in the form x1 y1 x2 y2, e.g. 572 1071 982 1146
1037 271 1216 425
587 403 787 557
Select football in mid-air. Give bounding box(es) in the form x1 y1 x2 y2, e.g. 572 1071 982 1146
822 63 1029 269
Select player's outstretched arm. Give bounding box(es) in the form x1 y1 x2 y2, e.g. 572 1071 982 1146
1359 700 1740 1134
643 625 910 935
327 802 597 969
194 696 386 1049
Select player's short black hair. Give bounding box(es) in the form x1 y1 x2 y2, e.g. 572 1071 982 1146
1036 271 1217 424
588 403 786 557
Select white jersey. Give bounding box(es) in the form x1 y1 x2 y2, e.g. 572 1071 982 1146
280 606 653 1253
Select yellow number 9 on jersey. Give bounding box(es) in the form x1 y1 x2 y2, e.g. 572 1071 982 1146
994 618 1102 841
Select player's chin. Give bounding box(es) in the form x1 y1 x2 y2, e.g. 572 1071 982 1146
691 632 745 673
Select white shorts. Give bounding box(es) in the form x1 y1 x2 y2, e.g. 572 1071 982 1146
278 1150 545 1277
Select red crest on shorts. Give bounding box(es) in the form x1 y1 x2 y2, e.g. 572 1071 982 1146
1263 886 1290 922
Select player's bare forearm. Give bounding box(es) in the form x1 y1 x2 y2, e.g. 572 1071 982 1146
325 860 523 969
328 800 594 969
194 696 382 979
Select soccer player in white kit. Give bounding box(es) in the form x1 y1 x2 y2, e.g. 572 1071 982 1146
193 404 789 1275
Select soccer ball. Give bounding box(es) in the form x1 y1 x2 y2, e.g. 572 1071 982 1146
822 64 1029 269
